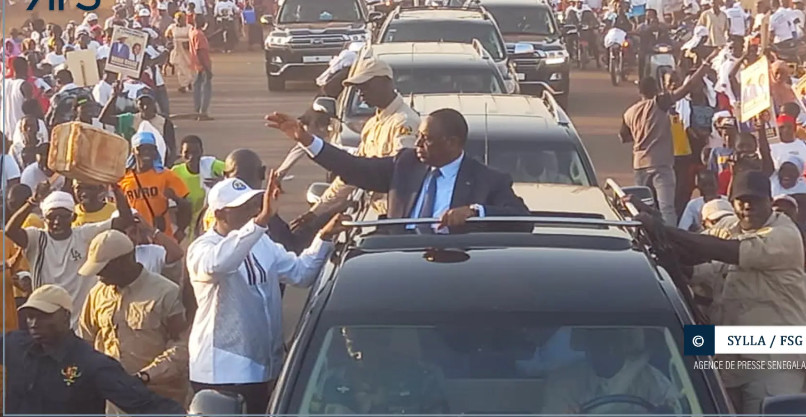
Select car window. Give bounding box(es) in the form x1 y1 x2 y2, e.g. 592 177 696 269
292 326 703 415
382 21 506 61
346 67 505 118
486 6 557 36
278 0 362 23
465 142 592 186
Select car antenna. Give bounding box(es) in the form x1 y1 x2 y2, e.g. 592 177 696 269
408 42 415 108
484 101 489 165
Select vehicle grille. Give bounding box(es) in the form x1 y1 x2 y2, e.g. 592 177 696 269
287 35 349 48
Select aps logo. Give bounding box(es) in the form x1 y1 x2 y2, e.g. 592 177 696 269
27 0 99 11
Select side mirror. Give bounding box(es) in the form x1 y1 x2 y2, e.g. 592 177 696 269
307 182 332 205
260 14 274 25
312 96 338 119
368 11 385 22
762 394 806 414
621 185 656 207
188 390 246 415
512 42 535 56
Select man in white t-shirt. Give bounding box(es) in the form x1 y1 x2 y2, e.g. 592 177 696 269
770 114 806 173
3 185 134 328
770 0 796 44
678 171 727 231
792 0 805 37
725 0 749 36
20 143 66 192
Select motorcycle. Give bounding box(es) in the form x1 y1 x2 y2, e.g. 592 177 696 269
646 42 675 88
770 38 806 78
604 27 628 85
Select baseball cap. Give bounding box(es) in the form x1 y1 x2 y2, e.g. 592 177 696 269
730 170 772 201
138 8 151 17
773 194 799 209
342 58 393 86
79 230 135 277
85 12 98 21
701 198 735 222
18 285 73 314
41 191 76 216
207 178 264 211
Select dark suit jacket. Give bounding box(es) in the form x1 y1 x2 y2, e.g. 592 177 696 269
313 141 530 228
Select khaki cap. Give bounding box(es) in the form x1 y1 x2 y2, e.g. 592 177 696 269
343 58 393 86
78 230 135 277
18 285 73 314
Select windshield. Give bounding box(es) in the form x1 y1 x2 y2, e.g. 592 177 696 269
291 325 704 415
346 68 505 118
278 0 362 23
487 6 557 36
382 21 506 61
466 142 592 186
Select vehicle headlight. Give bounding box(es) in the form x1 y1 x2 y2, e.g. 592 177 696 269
535 49 547 58
266 35 291 46
349 33 367 42
544 50 568 65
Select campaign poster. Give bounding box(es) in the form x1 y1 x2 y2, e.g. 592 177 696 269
740 56 771 122
65 49 100 87
105 26 149 78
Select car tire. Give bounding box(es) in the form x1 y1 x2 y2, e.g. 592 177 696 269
268 75 286 92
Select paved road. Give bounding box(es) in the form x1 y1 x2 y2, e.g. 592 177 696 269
163 50 640 337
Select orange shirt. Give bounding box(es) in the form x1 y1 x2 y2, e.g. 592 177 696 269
118 169 190 237
188 27 210 72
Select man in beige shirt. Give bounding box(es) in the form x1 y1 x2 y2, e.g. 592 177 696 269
78 229 189 412
638 171 806 414
699 0 730 49
291 57 420 230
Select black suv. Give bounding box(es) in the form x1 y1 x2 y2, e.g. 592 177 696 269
472 0 571 108
315 42 509 155
262 0 383 91
375 6 520 94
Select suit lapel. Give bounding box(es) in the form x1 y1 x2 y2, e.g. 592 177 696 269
450 156 474 208
403 161 430 217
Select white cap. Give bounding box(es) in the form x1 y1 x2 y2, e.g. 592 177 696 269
701 198 734 222
85 12 98 21
157 1 168 10
41 191 76 216
138 8 151 17
207 178 264 211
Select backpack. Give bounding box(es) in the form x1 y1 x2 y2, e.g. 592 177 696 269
46 86 98 129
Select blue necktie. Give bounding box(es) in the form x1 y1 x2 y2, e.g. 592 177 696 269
418 168 441 219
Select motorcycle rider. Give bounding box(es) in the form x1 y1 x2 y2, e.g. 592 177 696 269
603 1 636 73
636 8 673 79
565 0 602 67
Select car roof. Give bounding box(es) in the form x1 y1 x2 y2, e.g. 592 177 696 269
393 7 491 21
370 42 496 67
475 0 553 8
411 93 575 142
324 244 671 316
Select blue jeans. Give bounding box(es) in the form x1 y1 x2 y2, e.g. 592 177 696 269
635 165 677 226
193 70 213 115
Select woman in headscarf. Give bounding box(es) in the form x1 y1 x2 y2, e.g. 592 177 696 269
771 154 806 224
770 60 798 108
164 11 194 92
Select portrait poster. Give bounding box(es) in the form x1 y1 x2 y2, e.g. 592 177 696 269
105 26 149 78
740 56 771 122
65 49 99 87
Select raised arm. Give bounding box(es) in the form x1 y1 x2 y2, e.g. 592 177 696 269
110 185 135 231
670 63 710 103
99 81 123 126
5 181 51 249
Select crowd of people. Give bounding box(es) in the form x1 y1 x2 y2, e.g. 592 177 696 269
617 0 806 412
2 0 806 414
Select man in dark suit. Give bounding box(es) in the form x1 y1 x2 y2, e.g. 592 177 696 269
110 35 130 59
267 108 530 230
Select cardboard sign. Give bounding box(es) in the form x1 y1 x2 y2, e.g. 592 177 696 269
105 26 149 78
741 56 771 122
65 49 99 87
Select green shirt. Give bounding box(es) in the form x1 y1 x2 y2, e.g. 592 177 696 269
171 160 225 238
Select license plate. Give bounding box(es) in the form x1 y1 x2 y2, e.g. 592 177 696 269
517 73 526 81
303 55 333 63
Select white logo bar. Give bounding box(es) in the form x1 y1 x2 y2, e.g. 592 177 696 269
715 326 806 354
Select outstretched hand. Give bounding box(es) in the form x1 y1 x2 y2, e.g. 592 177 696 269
255 168 281 227
266 112 315 146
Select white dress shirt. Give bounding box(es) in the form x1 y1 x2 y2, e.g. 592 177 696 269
187 220 333 384
771 7 795 43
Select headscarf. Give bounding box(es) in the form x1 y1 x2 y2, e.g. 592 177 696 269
770 60 798 107
771 154 806 196
126 131 165 172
